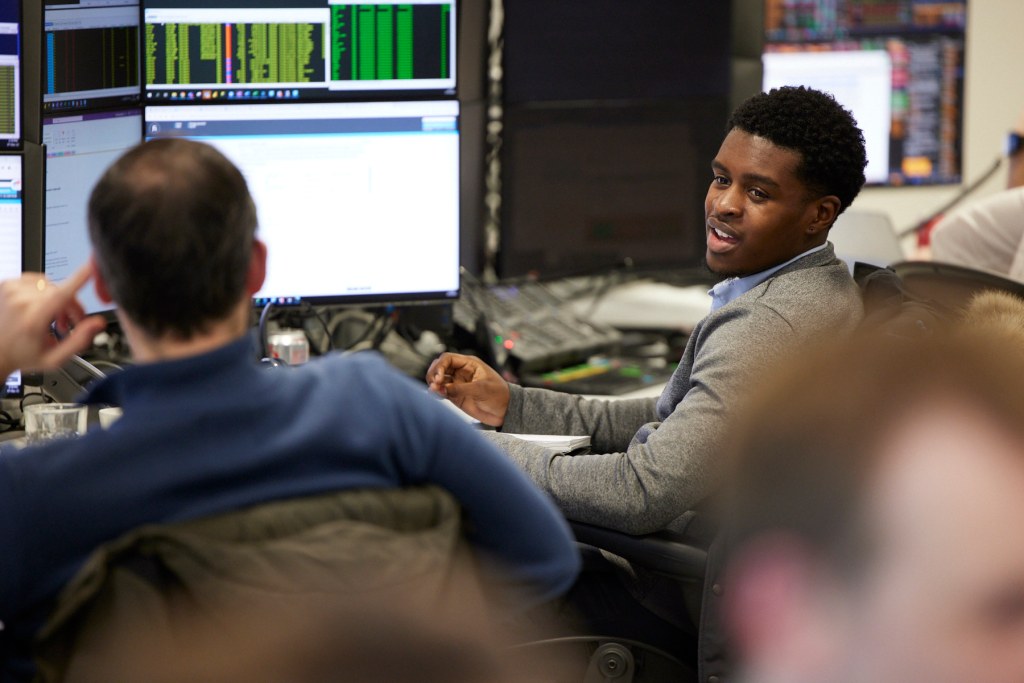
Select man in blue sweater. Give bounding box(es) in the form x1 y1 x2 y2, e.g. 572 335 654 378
0 139 580 682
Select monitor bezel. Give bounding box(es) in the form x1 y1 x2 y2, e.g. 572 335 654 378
140 0 459 106
42 107 145 318
144 99 462 308
41 0 144 116
1 0 23 151
0 149 26 397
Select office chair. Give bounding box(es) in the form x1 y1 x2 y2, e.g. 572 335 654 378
891 260 1024 311
33 486 486 683
513 518 721 683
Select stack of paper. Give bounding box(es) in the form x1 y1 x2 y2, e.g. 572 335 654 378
505 433 591 453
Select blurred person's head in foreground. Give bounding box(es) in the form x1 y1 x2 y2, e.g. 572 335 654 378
722 304 1024 683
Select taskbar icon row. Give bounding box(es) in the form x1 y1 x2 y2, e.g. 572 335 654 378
147 89 302 102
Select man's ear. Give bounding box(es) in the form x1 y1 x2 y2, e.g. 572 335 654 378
90 254 113 304
246 239 268 295
807 196 842 235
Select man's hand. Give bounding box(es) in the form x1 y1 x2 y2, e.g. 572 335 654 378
426 352 511 427
0 265 107 378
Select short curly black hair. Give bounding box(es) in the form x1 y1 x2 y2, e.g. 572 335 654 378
727 86 867 217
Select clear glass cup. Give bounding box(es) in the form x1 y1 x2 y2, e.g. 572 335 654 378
23 403 88 444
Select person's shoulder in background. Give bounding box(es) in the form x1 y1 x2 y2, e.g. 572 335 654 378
931 187 1024 278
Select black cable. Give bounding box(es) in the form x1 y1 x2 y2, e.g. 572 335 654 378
258 301 274 359
370 316 397 350
338 310 387 351
299 302 333 355
0 410 19 434
20 392 54 412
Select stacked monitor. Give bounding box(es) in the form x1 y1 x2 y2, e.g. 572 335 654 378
143 1 455 102
43 108 143 314
495 0 733 280
0 153 22 395
1 0 21 394
43 0 143 314
43 0 141 113
39 0 461 312
142 0 461 306
762 0 966 186
0 0 20 150
0 154 21 280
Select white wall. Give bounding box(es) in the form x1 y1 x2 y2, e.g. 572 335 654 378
852 0 1024 248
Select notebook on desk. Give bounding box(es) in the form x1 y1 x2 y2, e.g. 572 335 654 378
505 433 591 453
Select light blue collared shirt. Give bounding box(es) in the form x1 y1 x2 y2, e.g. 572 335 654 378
708 243 829 312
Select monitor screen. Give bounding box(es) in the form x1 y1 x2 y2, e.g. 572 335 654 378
43 0 142 113
43 108 143 314
143 0 456 104
498 101 727 280
502 0 731 104
0 153 22 397
3 369 19 397
144 100 460 305
0 0 21 149
763 0 966 186
0 153 21 278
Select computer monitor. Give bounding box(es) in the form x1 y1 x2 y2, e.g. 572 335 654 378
142 0 456 104
502 0 732 104
43 0 141 113
762 0 966 186
0 153 21 279
43 108 143 314
497 101 727 280
0 0 21 149
0 153 23 395
144 100 460 305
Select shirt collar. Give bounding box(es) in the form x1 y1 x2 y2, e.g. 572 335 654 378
708 243 829 312
84 336 260 407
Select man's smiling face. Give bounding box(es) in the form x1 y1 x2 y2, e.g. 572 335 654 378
704 129 837 278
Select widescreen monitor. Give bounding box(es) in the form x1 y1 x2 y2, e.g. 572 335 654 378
763 0 966 186
143 0 456 104
43 108 143 314
43 0 141 113
144 99 460 305
0 153 22 395
0 0 21 149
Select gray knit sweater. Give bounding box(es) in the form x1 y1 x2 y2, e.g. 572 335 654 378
487 244 863 534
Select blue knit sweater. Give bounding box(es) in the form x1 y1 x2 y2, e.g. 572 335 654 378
0 339 579 681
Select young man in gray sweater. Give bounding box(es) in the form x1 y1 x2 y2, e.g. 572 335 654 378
429 86 866 532
428 86 868 657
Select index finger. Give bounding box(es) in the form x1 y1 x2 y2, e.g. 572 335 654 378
44 264 93 316
55 263 94 299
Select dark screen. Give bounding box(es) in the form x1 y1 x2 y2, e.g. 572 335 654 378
497 0 732 279
502 0 731 104
499 100 727 279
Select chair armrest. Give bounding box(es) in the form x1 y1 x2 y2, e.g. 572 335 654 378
569 521 708 581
